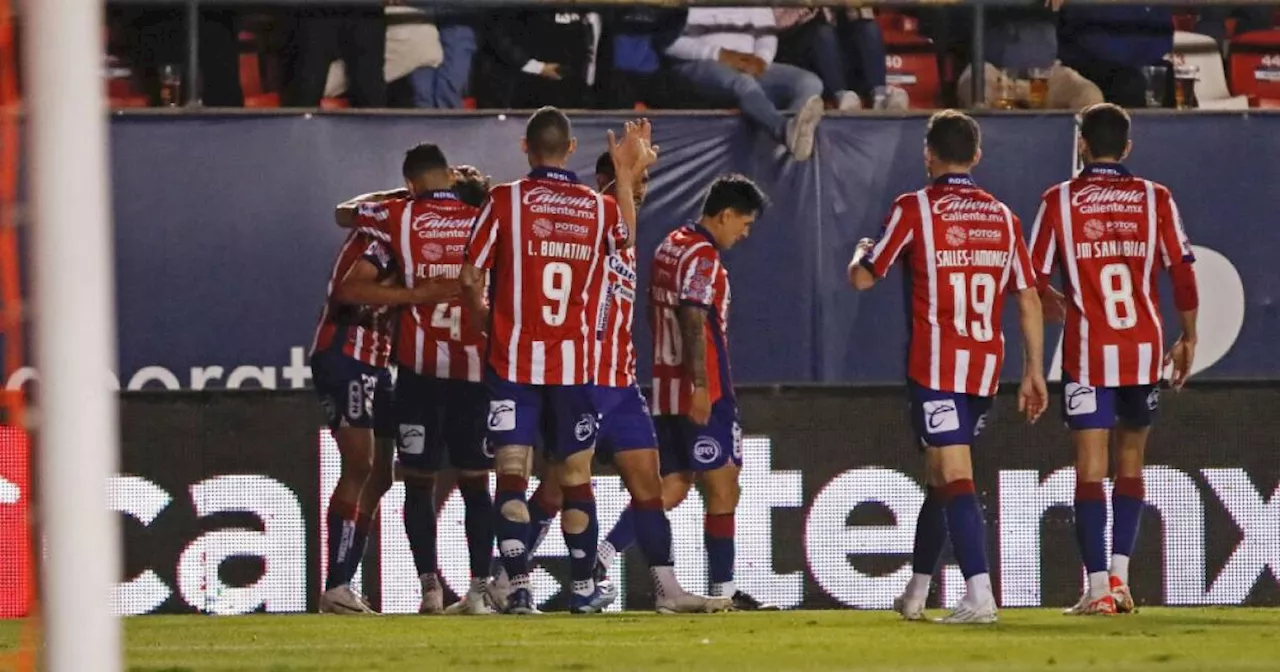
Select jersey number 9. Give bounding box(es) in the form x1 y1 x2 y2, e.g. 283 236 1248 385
542 262 573 327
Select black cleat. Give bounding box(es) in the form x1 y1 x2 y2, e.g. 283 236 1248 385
730 590 780 611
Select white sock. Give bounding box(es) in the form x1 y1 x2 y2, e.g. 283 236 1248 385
1110 555 1130 585
650 566 680 599
964 573 993 603
711 580 736 598
420 572 440 593
905 573 932 603
572 579 595 598
510 573 532 591
1088 571 1110 598
598 540 618 571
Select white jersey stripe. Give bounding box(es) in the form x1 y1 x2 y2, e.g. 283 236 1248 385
1029 199 1055 276
998 204 1017 292
915 190 941 390
582 193 608 383
470 202 499 269
436 341 450 379
979 354 997 397
1103 345 1120 387
561 340 576 386
414 328 425 375
1137 343 1153 385
530 340 546 385
507 184 523 382
1141 181 1164 375
954 349 970 394
609 297 623 387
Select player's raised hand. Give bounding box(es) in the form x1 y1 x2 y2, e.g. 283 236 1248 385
411 279 460 304
1165 335 1196 390
1041 285 1068 323
630 118 659 172
1018 372 1048 423
688 386 712 426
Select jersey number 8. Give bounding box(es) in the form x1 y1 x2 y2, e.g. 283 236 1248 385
1100 263 1137 330
542 262 573 327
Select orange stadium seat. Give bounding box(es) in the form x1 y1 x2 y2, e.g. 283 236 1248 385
884 32 940 109
1228 29 1280 106
239 52 280 108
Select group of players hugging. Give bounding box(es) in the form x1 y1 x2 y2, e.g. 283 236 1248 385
308 100 1198 624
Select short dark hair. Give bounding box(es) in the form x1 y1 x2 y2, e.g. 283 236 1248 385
453 176 488 209
1079 103 1131 160
525 106 572 159
701 174 768 219
925 110 981 165
595 150 615 183
402 143 448 180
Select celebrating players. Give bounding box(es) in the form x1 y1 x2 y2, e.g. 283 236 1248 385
460 107 654 614
848 110 1047 624
340 144 499 615
313 188 458 614
1029 103 1198 616
649 174 774 611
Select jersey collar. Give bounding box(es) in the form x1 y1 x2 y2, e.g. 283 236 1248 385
417 189 459 201
691 222 720 249
1081 163 1131 178
933 173 977 188
528 167 580 183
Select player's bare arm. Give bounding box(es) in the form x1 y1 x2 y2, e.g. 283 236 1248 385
332 259 458 306
459 264 490 336
333 188 411 228
1015 287 1049 422
607 119 658 249
678 305 712 425
847 237 878 291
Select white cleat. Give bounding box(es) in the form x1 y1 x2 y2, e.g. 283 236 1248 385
893 595 926 622
655 590 732 614
419 574 445 615
1062 591 1091 615
936 598 998 625
485 573 510 613
445 579 498 615
319 584 377 615
1110 576 1136 614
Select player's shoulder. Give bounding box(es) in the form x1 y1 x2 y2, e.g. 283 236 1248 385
356 198 404 221
1138 177 1173 199
1041 180 1072 202
890 190 925 210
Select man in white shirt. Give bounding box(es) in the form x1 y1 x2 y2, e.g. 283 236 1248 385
667 7 824 161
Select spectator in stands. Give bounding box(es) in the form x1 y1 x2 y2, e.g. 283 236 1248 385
956 1 1103 109
285 7 386 107
111 6 242 106
1196 7 1278 52
773 7 908 111
1058 5 1175 108
474 9 598 109
407 8 477 108
599 8 689 109
667 7 824 161
323 7 444 103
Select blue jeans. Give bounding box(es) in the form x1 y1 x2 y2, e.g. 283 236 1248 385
839 18 888 97
407 22 476 108
986 21 1057 70
672 59 822 140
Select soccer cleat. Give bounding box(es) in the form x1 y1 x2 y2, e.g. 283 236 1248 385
936 598 998 625
1110 576 1136 614
319 585 377 615
893 594 926 622
1079 594 1117 616
570 585 616 614
504 587 541 615
486 563 511 613
729 590 780 612
444 580 498 615
596 577 619 608
656 590 732 614
419 574 445 615
1062 591 1091 615
785 95 824 161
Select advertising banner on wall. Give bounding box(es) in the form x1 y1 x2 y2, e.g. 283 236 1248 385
56 387 1273 616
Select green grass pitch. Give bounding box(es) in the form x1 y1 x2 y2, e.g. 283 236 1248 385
4 609 1279 671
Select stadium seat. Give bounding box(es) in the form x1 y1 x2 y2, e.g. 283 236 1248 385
1228 29 1280 106
1173 11 1198 33
1171 31 1249 109
320 97 350 110
875 10 919 35
106 60 149 109
884 32 940 108
239 52 280 108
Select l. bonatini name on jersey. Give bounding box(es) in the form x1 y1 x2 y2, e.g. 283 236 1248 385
1071 184 1147 215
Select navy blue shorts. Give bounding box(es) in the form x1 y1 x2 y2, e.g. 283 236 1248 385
654 398 742 476
594 385 659 457
1061 376 1158 430
484 368 597 458
312 350 394 437
908 381 993 449
394 370 492 472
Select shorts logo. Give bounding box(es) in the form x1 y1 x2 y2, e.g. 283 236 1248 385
481 438 495 459
731 422 743 461
397 424 426 455
1146 388 1160 411
488 400 516 432
974 412 989 437
319 396 338 425
922 400 960 434
1065 382 1097 416
574 414 597 443
693 437 721 464
347 381 366 420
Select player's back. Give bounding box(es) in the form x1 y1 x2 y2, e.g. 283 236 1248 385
1033 165 1190 386
470 168 620 385
310 229 395 367
890 176 1031 395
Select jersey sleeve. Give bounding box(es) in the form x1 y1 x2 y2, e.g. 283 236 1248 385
601 194 628 253
677 246 719 309
862 198 914 278
1155 187 1195 268
353 201 395 242
465 188 503 270
1028 188 1060 280
1008 215 1036 292
361 238 397 281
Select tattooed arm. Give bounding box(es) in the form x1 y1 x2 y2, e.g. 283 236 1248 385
678 305 711 425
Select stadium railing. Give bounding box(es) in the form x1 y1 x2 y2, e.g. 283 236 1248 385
98 0 1280 108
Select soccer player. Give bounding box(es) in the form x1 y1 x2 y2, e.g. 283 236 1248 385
649 173 774 611
847 110 1047 624
313 192 458 614
460 108 654 614
1029 103 1198 615
340 145 497 615
521 151 730 614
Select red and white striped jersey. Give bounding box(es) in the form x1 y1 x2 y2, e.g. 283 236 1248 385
589 241 639 388
354 191 487 382
465 168 627 385
309 230 397 368
863 175 1035 397
649 224 733 415
1029 164 1195 387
